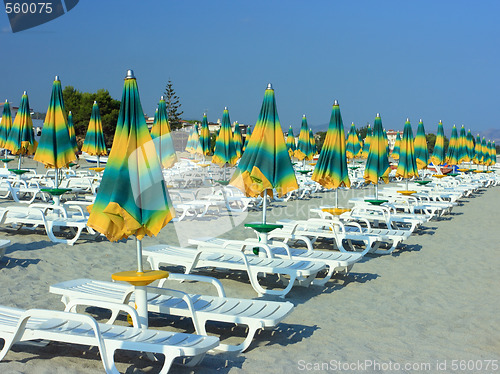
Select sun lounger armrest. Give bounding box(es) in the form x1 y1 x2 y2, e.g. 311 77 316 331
242 238 293 258
145 286 203 334
217 239 275 258
159 273 226 297
64 298 142 328
29 203 69 218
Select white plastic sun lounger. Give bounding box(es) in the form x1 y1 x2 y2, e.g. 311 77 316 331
50 275 294 353
189 237 362 285
270 218 398 256
0 301 219 373
0 239 10 261
144 244 326 298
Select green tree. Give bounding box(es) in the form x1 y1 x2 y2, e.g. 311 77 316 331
315 131 327 153
164 80 184 130
356 125 371 141
426 133 449 155
62 86 120 148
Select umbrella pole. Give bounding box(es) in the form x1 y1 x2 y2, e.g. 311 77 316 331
135 238 148 328
97 155 100 168
18 155 22 170
375 183 378 199
262 190 267 224
335 188 339 209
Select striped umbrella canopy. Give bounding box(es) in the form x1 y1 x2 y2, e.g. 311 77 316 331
212 107 238 166
364 114 390 198
362 124 372 158
430 121 445 165
230 83 298 208
391 132 401 160
473 134 482 165
396 119 419 189
466 129 475 162
309 128 316 156
490 141 497 166
34 77 76 181
151 97 177 168
185 124 198 153
414 119 429 169
0 100 13 150
294 115 313 161
480 137 489 166
199 113 211 156
82 101 107 167
243 126 252 152
311 100 350 198
67 111 78 153
286 126 296 157
383 128 389 155
485 139 493 167
5 91 37 164
233 122 243 159
457 125 469 164
346 122 361 159
446 125 459 166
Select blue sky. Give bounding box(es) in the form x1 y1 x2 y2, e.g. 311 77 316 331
1 1 499 138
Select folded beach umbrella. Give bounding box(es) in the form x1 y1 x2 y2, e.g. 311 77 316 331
466 129 475 162
430 121 445 165
151 97 177 168
473 134 482 165
346 122 361 160
490 141 497 167
230 83 298 224
233 122 243 159
383 128 389 155
185 124 197 153
446 125 459 166
5 92 37 169
485 139 493 167
391 132 401 160
212 107 237 167
396 119 419 190
414 119 429 169
362 124 372 158
243 126 252 152
286 126 296 157
34 76 77 186
312 100 350 207
457 125 468 164
480 137 489 167
309 128 316 156
294 115 313 161
363 114 390 198
87 70 175 327
67 111 78 153
0 100 13 151
199 113 211 156
82 101 107 167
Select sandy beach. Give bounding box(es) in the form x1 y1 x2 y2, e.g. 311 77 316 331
0 158 499 374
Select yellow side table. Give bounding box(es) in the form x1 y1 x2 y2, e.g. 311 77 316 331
112 270 168 327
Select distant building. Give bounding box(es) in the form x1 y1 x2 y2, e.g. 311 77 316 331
386 129 403 151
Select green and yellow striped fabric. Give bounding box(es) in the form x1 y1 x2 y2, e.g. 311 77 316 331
311 101 350 189
233 122 243 158
396 119 419 180
362 124 372 158
346 122 361 159
151 98 177 168
34 78 76 168
199 113 211 156
466 129 475 162
391 132 401 160
294 115 313 161
186 124 203 155
286 126 296 157
212 107 237 166
5 92 37 156
473 134 482 164
363 114 390 184
414 120 429 169
0 100 13 149
230 84 298 198
490 141 496 166
87 73 174 242
446 125 459 166
67 111 78 153
309 128 316 156
430 121 445 165
457 125 468 164
480 137 489 165
82 101 107 156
